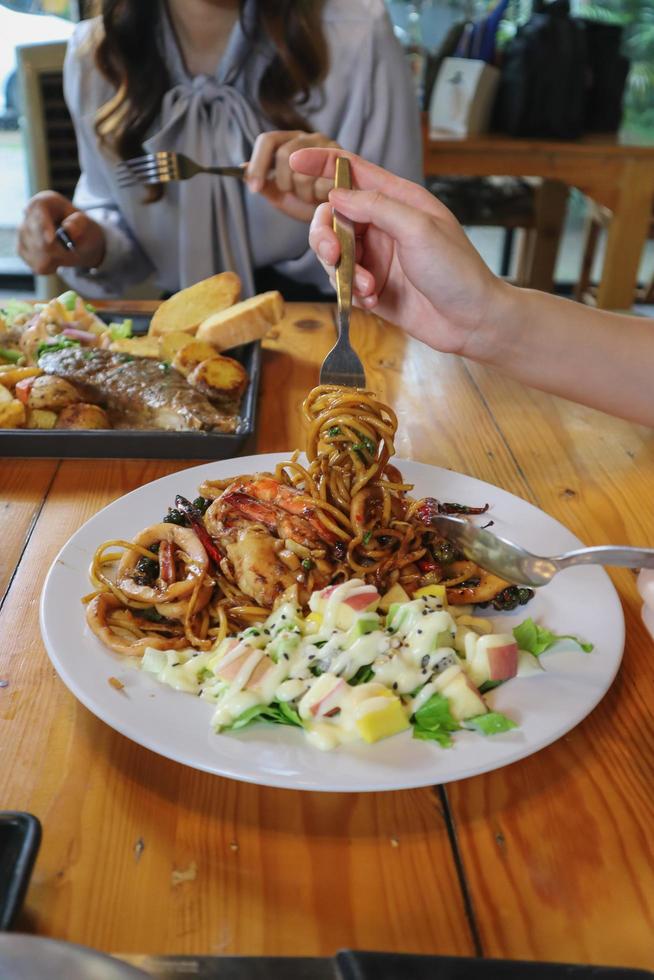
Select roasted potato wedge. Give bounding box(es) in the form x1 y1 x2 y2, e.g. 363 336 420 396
27 375 81 412
172 341 217 377
56 403 110 430
187 355 248 407
0 399 26 428
26 408 58 430
0 384 13 406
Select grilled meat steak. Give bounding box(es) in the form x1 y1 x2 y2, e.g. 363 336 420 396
38 347 239 432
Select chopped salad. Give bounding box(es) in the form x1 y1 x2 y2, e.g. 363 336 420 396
139 579 592 751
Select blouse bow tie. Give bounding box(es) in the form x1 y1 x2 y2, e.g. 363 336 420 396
143 77 266 294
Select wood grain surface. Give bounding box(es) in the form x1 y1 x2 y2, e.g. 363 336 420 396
1 304 652 967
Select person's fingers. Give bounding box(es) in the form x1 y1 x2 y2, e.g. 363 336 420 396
309 204 340 265
273 135 305 194
25 201 57 247
290 147 442 217
275 133 339 197
247 130 302 193
59 212 106 267
328 187 436 247
313 176 333 202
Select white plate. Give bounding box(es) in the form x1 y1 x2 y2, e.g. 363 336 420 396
40 454 624 793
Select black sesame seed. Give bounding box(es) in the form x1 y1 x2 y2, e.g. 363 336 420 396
264 629 270 635
392 682 398 690
308 654 315 660
417 629 423 635
283 653 289 660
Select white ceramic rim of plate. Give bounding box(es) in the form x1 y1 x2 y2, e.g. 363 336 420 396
40 453 625 792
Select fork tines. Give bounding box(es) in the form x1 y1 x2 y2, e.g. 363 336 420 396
115 152 177 188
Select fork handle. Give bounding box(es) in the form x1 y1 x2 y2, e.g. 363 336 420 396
554 545 654 572
332 158 355 328
203 164 249 177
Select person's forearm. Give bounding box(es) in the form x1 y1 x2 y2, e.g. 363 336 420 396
468 283 654 427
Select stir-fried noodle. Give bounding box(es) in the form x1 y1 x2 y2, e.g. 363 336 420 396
85 386 531 656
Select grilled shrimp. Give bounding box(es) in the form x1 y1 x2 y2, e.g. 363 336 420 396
207 475 336 548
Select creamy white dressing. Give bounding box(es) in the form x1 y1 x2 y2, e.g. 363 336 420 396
137 578 534 750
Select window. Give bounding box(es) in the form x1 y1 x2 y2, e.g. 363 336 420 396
0 0 77 280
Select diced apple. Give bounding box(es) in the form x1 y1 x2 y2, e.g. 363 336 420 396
467 634 519 687
310 582 381 630
311 582 380 613
433 664 463 692
245 655 276 694
441 671 487 721
311 679 347 718
355 696 410 743
378 582 410 613
215 643 253 681
298 673 347 720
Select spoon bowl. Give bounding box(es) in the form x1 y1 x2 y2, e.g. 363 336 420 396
430 513 654 587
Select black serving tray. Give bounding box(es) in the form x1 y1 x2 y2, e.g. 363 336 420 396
0 313 261 460
0 812 41 931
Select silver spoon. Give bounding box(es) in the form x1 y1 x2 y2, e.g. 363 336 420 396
429 513 654 587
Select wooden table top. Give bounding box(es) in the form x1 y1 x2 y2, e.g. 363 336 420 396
1 302 653 968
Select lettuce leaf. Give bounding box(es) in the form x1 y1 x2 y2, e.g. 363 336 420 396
464 712 517 735
412 693 460 747
513 617 593 656
108 319 133 340
1 299 34 326
228 701 303 731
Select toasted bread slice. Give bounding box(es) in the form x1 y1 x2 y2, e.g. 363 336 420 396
196 291 284 351
109 336 162 359
148 272 241 337
187 355 249 408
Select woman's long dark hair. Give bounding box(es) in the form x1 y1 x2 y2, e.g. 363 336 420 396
94 0 329 162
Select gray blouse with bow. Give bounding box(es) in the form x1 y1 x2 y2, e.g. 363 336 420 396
61 0 422 298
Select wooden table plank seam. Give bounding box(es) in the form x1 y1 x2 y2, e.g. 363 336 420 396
0 459 61 614
437 786 484 957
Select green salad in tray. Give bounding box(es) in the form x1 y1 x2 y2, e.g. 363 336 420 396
138 578 592 751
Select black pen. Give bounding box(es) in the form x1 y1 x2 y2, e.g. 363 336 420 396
55 226 76 253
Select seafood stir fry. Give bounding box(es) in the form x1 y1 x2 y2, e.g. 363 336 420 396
85 385 536 662
83 385 598 751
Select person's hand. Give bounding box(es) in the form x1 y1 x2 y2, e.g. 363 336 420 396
289 148 510 359
18 191 106 275
246 131 339 222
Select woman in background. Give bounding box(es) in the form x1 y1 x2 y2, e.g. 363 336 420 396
18 0 422 300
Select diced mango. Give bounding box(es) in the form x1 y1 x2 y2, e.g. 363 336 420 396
304 612 323 634
355 696 410 743
413 584 448 607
